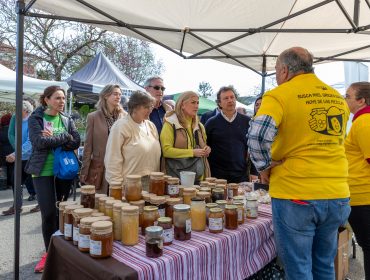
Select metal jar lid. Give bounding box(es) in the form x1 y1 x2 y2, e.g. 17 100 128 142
173 204 191 212
145 226 163 235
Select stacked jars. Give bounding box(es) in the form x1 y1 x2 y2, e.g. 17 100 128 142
90 221 113 258
149 172 165 196
125 175 142 202
173 204 191 241
64 205 84 241
190 198 206 231
80 185 95 208
72 208 93 245
121 205 139 245
58 201 77 233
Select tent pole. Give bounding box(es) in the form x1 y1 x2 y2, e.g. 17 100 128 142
261 55 267 95
69 90 73 115
14 1 25 279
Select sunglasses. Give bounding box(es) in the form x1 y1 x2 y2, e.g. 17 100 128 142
148 85 166 91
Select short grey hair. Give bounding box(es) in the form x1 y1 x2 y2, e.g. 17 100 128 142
144 76 163 88
128 91 155 114
22 100 33 114
279 48 314 74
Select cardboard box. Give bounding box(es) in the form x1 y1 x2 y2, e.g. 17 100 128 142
334 227 350 280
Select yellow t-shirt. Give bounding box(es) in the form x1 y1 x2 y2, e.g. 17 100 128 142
345 113 370 206
256 73 350 200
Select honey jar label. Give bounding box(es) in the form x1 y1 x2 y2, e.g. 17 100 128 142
168 185 179 195
158 208 165 217
162 228 174 243
185 219 192 233
90 240 102 256
73 226 79 242
79 234 90 249
209 218 223 230
64 223 72 237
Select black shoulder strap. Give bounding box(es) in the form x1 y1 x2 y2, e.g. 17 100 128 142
172 123 176 144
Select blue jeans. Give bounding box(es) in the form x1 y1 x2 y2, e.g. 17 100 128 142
272 198 351 280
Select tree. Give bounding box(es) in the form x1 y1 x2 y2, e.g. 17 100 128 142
198 81 213 98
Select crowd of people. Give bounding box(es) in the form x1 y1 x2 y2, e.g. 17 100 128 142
0 46 369 279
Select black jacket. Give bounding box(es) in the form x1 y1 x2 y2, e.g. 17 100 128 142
200 108 218 125
25 107 80 176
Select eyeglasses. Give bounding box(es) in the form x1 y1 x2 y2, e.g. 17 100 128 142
148 85 166 91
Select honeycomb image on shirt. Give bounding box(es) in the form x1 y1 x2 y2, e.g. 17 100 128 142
308 106 345 136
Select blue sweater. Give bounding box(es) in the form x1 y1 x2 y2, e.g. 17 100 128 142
149 105 166 134
8 115 32 160
205 113 251 183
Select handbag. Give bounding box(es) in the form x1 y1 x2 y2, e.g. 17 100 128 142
53 147 79 180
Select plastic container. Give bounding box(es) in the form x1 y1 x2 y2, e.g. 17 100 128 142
180 171 196 187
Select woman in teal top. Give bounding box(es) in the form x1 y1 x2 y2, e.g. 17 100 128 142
26 85 80 273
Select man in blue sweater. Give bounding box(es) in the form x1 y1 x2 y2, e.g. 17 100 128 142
205 86 251 183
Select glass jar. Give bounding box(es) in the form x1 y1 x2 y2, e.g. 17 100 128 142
157 217 173 245
165 198 182 220
173 204 191 241
212 188 225 202
125 175 142 201
94 194 107 210
142 206 159 235
149 172 165 196
246 198 258 219
233 201 245 224
64 205 83 241
215 184 227 199
58 201 77 234
227 183 239 200
205 177 217 183
109 185 122 200
121 205 139 246
197 191 211 203
105 199 121 218
233 195 245 205
150 196 166 217
182 187 196 205
190 198 206 231
166 177 180 198
98 196 114 214
78 217 102 252
145 226 163 258
178 186 185 197
199 181 209 188
205 203 218 226
225 205 238 230
208 208 224 234
164 175 171 195
90 221 113 258
80 185 96 208
72 208 93 246
130 200 145 232
113 202 130 241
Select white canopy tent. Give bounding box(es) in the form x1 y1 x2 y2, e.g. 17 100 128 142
0 64 68 102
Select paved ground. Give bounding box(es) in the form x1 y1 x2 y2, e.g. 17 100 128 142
0 187 366 280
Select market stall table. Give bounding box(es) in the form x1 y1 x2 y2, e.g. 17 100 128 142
42 204 275 280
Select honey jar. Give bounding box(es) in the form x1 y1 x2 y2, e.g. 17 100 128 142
182 187 196 205
206 203 218 226
157 217 173 245
165 197 182 220
233 201 245 225
208 207 224 233
150 196 166 217
227 183 239 199
98 196 114 214
125 175 142 201
130 200 145 231
190 198 206 231
205 177 217 183
113 202 130 240
105 199 121 218
145 226 163 258
90 221 113 258
64 204 83 241
58 201 77 234
225 205 238 230
80 185 95 209
149 172 165 196
72 208 93 245
166 177 180 198
197 191 211 203
142 206 159 235
94 194 107 210
78 217 102 252
121 206 139 246
173 204 191 241
212 188 225 202
109 185 122 200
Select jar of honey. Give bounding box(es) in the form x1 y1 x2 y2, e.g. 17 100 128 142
125 175 142 201
64 204 83 241
205 177 217 183
130 200 145 231
109 185 122 200
72 208 93 245
216 200 227 211
191 198 206 231
163 175 171 195
212 188 225 202
121 205 139 246
225 205 238 230
208 207 224 233
150 196 166 217
98 196 114 214
196 191 211 203
142 206 159 235
105 199 121 218
149 172 165 196
246 197 258 219
94 194 107 210
78 217 102 252
227 183 238 200
165 197 182 220
166 177 180 198
182 187 196 205
157 217 173 245
205 203 218 226
90 221 113 258
173 204 191 241
58 201 77 234
113 202 130 240
233 201 245 224
178 185 185 197
80 185 96 208
145 226 163 258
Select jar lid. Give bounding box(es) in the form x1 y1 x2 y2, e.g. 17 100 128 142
166 198 182 205
216 200 227 205
64 204 83 213
247 197 258 201
91 212 105 217
173 204 191 212
205 177 217 182
142 193 150 201
210 207 223 213
228 183 238 189
193 185 200 189
80 217 102 225
150 196 166 204
199 187 211 192
157 217 172 223
141 190 149 195
206 203 218 208
207 183 216 188
95 194 107 199
113 202 130 210
145 226 163 234
81 185 95 192
183 187 196 193
215 179 227 184
191 197 204 202
105 199 121 207
164 175 171 180
126 174 141 180
130 200 145 207
233 201 244 206
58 201 77 210
110 185 122 189
225 205 238 210
199 181 209 186
213 188 224 194
167 177 179 184
215 184 225 188
143 206 159 212
91 221 112 230
99 196 115 202
73 208 93 217
150 172 164 178
97 216 112 221
121 205 139 214
233 196 244 201
197 191 211 198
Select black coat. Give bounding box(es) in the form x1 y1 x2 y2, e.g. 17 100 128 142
25 107 80 176
200 108 218 125
0 125 14 166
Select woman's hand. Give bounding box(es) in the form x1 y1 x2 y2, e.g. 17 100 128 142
203 146 211 157
41 129 53 137
193 148 207 157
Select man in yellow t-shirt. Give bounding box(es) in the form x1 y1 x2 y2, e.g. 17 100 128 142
248 47 350 280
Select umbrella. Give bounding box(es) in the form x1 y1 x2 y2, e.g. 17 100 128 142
164 93 217 115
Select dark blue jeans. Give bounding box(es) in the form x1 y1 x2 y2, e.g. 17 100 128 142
272 198 351 280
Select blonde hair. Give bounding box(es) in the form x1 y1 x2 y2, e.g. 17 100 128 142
173 91 200 129
96 84 126 118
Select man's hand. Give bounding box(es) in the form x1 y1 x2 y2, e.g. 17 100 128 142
260 160 284 184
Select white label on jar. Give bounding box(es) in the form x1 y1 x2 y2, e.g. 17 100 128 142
79 234 90 249
228 189 234 199
167 185 179 195
162 227 174 243
73 226 79 242
158 208 165 217
64 223 72 237
209 218 223 231
90 239 102 255
186 219 191 233
237 209 243 222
